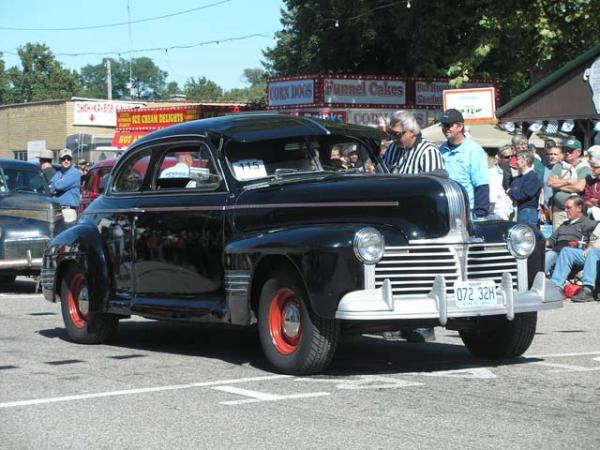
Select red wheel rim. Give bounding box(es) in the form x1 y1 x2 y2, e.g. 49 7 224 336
268 288 302 355
67 273 89 329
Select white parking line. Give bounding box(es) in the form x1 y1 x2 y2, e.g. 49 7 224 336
298 375 423 390
526 351 600 358
213 385 330 405
534 361 600 372
0 374 289 409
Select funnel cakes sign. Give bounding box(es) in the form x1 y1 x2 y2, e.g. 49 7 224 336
323 77 405 106
267 75 407 109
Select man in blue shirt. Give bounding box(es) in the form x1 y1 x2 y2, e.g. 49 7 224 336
438 109 490 217
49 148 81 221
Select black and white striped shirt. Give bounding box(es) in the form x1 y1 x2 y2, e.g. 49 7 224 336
383 134 444 175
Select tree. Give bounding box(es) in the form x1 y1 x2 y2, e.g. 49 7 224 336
79 57 168 100
5 43 80 103
184 76 223 101
0 55 9 104
263 0 600 103
162 81 182 99
221 68 267 103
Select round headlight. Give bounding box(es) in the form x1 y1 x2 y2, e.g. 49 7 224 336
507 224 536 259
353 227 385 265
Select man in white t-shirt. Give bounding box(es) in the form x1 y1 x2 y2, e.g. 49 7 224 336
160 152 193 178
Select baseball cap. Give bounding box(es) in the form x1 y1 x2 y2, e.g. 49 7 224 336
58 148 73 159
562 138 582 151
78 158 88 166
440 108 464 124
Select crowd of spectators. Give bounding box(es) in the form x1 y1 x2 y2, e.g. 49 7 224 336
377 109 600 303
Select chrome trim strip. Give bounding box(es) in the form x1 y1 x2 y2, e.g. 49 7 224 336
0 257 42 269
84 201 400 215
517 258 528 292
364 265 375 290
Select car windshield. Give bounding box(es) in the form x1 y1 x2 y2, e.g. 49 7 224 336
225 137 381 182
0 167 48 194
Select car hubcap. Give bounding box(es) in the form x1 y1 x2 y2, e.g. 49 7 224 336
67 273 89 329
268 288 302 355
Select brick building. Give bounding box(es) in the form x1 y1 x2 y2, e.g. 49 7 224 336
0 98 246 162
0 98 146 161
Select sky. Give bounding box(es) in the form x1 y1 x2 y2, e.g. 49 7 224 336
0 0 285 91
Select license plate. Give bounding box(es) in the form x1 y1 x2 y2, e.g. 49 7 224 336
453 280 497 308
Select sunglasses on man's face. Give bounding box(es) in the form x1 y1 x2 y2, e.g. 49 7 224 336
60 157 72 162
441 123 457 129
387 129 408 139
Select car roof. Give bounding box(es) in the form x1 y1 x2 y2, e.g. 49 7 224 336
131 113 386 146
0 158 44 171
90 158 119 170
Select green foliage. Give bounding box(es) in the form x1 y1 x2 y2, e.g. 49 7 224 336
263 0 600 103
184 76 224 101
79 57 168 100
3 43 81 103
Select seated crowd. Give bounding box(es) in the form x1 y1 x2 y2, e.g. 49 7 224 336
486 134 600 302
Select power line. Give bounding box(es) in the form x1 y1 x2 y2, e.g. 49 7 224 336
326 0 409 26
0 33 272 58
0 0 232 31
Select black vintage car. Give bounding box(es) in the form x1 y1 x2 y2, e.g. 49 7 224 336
41 114 562 374
0 159 64 286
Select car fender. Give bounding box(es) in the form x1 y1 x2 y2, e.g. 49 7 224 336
225 224 377 321
50 222 110 312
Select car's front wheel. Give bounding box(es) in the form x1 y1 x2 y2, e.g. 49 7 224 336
459 312 537 358
60 264 118 344
258 270 339 375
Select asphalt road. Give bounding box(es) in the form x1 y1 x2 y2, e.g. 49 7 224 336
1 278 599 450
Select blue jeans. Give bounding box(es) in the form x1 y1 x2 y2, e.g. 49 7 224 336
517 207 538 228
551 247 600 288
545 250 558 273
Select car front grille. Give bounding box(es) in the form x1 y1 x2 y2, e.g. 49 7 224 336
371 243 521 298
2 237 50 260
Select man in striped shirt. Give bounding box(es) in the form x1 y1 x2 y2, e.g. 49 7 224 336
382 111 444 344
383 110 445 175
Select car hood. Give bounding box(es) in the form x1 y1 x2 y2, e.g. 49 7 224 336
0 192 59 223
231 174 456 241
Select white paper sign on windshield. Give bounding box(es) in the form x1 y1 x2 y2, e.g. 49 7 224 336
232 159 268 180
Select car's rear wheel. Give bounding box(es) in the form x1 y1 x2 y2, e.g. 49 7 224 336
459 312 537 358
258 270 339 375
60 264 118 344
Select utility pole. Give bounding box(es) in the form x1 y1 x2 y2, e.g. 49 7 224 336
105 59 113 100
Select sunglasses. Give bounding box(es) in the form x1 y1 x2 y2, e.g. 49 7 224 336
387 129 408 139
441 123 457 129
60 157 72 162
500 155 514 159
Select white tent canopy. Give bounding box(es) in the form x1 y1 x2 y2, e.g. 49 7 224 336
420 122 564 152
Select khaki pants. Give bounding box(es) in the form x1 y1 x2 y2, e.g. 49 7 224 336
552 208 568 229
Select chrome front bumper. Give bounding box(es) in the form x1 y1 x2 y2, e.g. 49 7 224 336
0 251 42 270
335 272 563 323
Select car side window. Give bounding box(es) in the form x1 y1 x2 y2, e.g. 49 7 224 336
155 144 220 190
112 150 151 193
